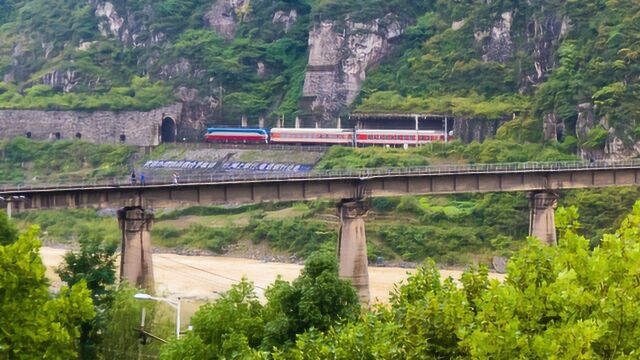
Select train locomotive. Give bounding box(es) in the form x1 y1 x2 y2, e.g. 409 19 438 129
205 127 452 147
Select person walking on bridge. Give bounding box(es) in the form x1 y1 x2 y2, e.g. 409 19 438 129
130 171 137 185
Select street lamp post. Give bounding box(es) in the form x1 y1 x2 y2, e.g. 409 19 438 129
134 293 181 339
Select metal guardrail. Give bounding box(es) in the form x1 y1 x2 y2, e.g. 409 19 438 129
1 159 640 193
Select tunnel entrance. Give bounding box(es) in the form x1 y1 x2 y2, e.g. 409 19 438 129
161 117 176 143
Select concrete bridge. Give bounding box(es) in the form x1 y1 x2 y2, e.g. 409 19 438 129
3 160 640 302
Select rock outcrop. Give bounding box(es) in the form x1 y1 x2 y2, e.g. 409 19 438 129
94 1 166 47
480 11 513 64
272 10 298 33
453 117 507 143
204 0 251 40
302 16 404 126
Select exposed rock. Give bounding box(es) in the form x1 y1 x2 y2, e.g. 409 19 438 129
451 19 466 31
159 58 193 79
257 62 265 77
77 41 97 51
453 117 506 143
41 70 79 93
481 11 513 63
302 15 404 126
204 0 251 40
41 42 54 59
272 9 298 32
526 14 570 85
177 87 219 140
95 2 124 37
576 103 597 140
543 112 564 142
94 1 165 47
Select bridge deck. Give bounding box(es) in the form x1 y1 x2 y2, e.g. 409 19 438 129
2 160 639 210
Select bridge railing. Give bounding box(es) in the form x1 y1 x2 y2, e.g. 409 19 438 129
2 159 640 192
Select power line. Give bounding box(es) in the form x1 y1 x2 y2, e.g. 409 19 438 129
155 255 267 290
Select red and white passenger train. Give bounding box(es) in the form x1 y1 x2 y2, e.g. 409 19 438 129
205 127 452 146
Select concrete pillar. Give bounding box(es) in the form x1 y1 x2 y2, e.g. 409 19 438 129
338 200 370 304
528 192 558 246
278 116 283 128
118 206 155 291
337 117 342 129
295 116 300 129
6 201 12 219
259 116 265 129
241 115 248 128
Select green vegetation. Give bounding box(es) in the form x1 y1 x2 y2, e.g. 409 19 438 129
316 140 577 170
250 217 336 258
57 235 117 359
0 137 136 181
158 202 640 358
355 0 640 146
0 0 314 121
160 252 359 358
15 209 120 245
0 215 95 358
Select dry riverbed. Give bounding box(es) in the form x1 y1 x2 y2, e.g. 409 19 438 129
40 247 505 304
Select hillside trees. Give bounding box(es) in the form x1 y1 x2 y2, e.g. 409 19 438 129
0 217 95 359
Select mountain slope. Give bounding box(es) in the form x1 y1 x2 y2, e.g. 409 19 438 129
1 0 639 156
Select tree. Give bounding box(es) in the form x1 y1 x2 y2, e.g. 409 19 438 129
0 210 17 245
57 234 117 359
160 279 265 360
261 252 360 350
0 225 94 359
160 252 360 359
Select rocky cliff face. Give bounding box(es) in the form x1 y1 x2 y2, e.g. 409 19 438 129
204 0 251 40
453 117 507 143
302 16 403 126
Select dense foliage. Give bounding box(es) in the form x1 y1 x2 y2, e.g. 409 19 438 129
0 215 95 359
160 252 359 358
57 235 118 359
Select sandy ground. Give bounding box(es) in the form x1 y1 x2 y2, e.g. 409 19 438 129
41 247 505 305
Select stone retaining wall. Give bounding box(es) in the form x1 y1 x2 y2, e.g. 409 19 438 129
0 103 183 146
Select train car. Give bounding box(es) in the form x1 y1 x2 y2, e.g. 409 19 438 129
205 128 269 144
355 129 448 146
270 128 354 145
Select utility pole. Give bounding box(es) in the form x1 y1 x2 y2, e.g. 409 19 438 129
219 84 224 122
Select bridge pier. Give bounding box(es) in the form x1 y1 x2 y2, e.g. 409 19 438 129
337 199 370 304
528 191 558 246
117 206 155 291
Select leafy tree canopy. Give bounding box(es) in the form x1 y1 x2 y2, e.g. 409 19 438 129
0 221 95 359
